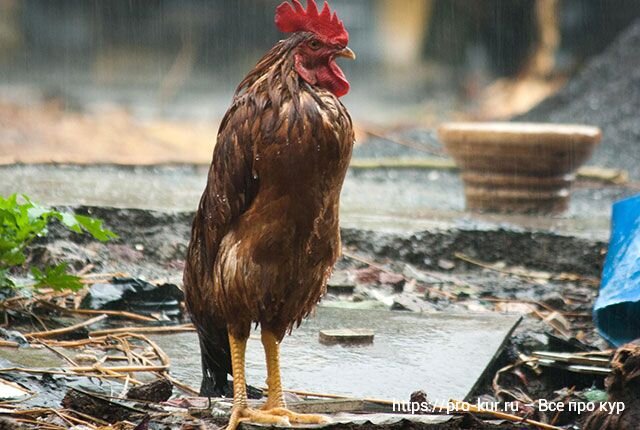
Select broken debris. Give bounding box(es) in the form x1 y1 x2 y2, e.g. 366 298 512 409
126 378 174 403
82 278 184 319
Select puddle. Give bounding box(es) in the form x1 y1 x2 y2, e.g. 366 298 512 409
152 307 520 401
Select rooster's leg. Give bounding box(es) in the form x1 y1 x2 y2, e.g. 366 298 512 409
226 331 291 430
260 330 331 424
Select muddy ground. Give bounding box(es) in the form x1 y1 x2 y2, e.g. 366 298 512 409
40 206 607 276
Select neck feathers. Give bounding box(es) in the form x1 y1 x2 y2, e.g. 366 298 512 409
235 35 312 107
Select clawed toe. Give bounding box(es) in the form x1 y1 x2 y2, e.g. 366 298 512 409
264 407 331 425
227 407 293 430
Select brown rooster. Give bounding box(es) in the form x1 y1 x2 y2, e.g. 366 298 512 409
183 0 355 428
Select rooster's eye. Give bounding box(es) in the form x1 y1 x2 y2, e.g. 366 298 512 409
308 40 321 50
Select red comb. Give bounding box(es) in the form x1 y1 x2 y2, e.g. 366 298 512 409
275 0 349 46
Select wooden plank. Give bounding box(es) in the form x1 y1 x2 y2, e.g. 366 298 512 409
532 351 611 366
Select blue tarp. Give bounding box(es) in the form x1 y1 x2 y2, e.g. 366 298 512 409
594 193 640 346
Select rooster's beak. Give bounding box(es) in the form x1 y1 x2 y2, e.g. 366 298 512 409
335 47 356 60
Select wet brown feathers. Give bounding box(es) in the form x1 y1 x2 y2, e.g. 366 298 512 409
183 33 354 395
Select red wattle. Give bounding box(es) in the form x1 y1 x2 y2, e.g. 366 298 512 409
295 54 350 98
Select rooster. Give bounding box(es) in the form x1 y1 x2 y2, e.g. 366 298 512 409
183 0 355 428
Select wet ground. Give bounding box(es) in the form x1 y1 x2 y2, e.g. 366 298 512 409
151 306 520 402
1 164 637 240
0 163 618 428
0 297 519 405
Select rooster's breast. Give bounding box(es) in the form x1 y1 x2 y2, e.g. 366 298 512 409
213 89 354 337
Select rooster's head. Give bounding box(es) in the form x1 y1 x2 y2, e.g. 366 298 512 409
275 0 355 98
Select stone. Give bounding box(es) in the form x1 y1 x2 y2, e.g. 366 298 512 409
540 291 567 309
319 329 375 345
437 259 455 270
379 272 405 292
391 293 437 313
327 271 356 295
126 379 173 403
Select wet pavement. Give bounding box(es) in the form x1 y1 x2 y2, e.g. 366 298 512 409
0 164 637 240
151 306 520 401
0 306 519 403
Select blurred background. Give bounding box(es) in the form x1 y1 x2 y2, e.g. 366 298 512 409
0 0 639 228
0 0 638 122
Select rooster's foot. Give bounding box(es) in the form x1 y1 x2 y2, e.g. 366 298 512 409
226 406 294 430
263 407 331 425
226 406 330 430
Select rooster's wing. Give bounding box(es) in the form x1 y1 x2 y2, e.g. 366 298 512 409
183 99 259 396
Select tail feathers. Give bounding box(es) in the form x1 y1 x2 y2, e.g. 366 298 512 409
198 325 232 397
196 325 266 400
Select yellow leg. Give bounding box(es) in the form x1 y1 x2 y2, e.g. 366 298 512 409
261 330 285 410
260 330 331 425
226 331 290 430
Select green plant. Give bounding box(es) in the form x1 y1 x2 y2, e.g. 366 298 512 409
0 194 117 291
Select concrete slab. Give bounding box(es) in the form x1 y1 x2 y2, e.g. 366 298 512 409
151 306 521 402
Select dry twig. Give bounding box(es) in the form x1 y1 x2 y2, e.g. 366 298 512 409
37 300 157 322
448 399 563 430
89 324 195 337
26 314 108 339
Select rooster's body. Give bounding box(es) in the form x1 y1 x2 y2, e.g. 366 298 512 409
183 1 355 428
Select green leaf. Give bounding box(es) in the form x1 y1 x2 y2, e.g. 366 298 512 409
27 205 50 222
58 212 83 234
1 194 116 293
31 263 83 292
75 215 118 242
0 246 26 268
0 194 18 210
0 269 15 289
